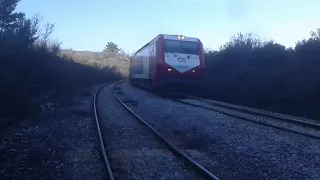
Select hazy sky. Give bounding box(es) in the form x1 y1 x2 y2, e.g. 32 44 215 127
17 0 319 53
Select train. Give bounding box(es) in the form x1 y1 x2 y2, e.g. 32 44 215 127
129 34 205 94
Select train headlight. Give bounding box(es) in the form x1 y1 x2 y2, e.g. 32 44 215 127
178 35 185 40
168 68 172 71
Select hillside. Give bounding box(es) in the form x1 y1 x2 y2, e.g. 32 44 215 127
59 49 130 77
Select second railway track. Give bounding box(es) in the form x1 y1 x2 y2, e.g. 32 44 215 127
94 81 220 180
165 94 320 140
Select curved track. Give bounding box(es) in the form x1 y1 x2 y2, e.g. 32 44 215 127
167 96 320 140
93 81 220 180
192 97 320 129
93 81 120 180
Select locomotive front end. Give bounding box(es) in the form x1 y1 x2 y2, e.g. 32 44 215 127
155 34 205 94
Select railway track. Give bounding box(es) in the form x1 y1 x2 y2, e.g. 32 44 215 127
165 94 320 140
93 81 220 180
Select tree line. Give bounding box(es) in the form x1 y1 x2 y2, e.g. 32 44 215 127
203 31 320 119
0 0 122 129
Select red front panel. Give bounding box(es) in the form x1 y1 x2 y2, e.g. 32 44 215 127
153 35 165 87
153 35 205 88
198 39 205 68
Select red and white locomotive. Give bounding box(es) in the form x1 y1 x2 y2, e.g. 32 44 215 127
129 34 205 93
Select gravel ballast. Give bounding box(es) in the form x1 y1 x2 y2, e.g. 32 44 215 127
118 82 320 180
176 98 320 138
0 85 106 180
96 83 204 180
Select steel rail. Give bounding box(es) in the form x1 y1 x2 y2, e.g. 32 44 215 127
93 80 126 180
112 81 220 180
191 97 320 130
171 98 320 140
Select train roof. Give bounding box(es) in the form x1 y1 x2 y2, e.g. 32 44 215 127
132 34 200 56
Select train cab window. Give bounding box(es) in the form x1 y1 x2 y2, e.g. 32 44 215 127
164 40 198 55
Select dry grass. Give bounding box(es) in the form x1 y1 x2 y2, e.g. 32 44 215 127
60 49 130 77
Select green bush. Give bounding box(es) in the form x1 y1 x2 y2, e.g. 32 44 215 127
203 30 320 119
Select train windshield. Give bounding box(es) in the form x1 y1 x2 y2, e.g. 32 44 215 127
164 40 198 55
